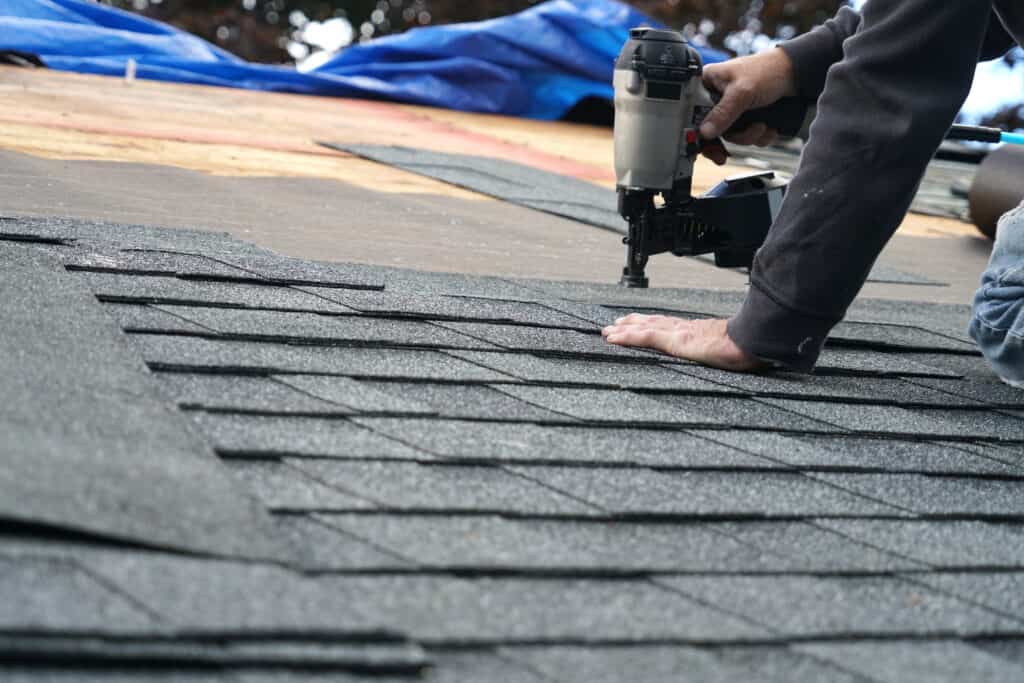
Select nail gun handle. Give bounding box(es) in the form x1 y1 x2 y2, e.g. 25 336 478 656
727 97 811 139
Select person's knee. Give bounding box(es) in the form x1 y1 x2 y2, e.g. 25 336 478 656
970 203 1024 387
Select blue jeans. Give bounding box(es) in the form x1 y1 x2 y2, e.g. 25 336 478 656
969 200 1024 389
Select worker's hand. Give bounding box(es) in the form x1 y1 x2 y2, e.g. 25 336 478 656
700 48 798 165
602 314 765 372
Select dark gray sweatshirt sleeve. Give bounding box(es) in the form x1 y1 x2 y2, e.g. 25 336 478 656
779 7 1012 99
778 7 861 100
727 0 995 371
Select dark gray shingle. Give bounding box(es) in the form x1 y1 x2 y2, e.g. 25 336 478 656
504 645 871 683
812 473 1024 516
0 557 158 632
707 521 923 571
80 271 352 312
659 575 1018 636
351 418 774 468
509 467 904 517
448 350 727 391
817 520 1024 568
224 460 378 510
274 375 436 413
132 335 510 380
287 460 599 514
152 373 343 413
695 431 1022 475
186 414 423 459
795 640 1024 683
909 572 1024 620
360 381 574 421
436 321 657 360
314 514 782 571
159 305 498 349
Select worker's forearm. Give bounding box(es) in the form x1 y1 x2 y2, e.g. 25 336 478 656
729 0 993 371
778 7 860 100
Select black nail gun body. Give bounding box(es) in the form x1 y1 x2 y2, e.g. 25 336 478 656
613 28 809 287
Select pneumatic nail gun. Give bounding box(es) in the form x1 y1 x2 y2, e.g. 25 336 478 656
614 28 811 287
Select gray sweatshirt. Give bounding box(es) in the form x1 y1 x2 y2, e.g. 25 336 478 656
726 0 1023 371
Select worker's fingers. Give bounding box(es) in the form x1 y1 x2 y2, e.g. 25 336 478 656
605 314 687 333
603 324 678 356
701 62 732 96
607 313 667 329
699 72 756 140
724 122 768 147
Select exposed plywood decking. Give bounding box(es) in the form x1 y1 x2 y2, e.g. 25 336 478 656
0 67 977 239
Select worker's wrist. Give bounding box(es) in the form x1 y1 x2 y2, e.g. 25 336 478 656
764 46 798 99
727 282 838 373
778 26 844 100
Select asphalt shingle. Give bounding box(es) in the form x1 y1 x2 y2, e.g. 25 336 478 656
104 303 214 334
359 381 573 421
66 247 257 279
79 271 353 312
287 460 599 515
10 214 1024 681
504 645 871 683
814 349 959 378
224 460 377 511
303 287 590 328
159 305 499 349
0 557 158 632
0 244 282 560
436 321 657 360
812 473 1024 516
674 365 978 405
906 376 1024 407
816 519 1024 568
707 520 923 571
132 335 511 380
695 431 1022 476
78 552 390 633
330 144 624 234
274 374 436 413
658 575 1018 636
648 395 836 431
186 414 424 459
510 467 904 517
795 640 1024 683
152 373 343 413
351 418 774 467
909 572 1024 620
394 576 769 641
270 515 413 570
757 399 974 437
493 385 701 424
828 321 979 353
314 514 781 571
909 407 1024 441
447 350 728 391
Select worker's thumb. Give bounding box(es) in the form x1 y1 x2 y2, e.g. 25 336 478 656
700 71 754 140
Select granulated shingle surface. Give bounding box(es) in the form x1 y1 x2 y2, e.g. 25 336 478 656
4 216 1023 681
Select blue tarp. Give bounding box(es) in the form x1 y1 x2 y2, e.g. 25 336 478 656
0 0 725 119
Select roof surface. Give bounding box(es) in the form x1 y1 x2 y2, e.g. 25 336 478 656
3 214 1024 682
